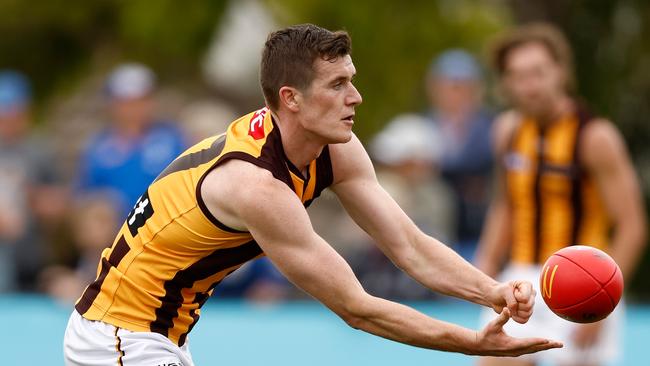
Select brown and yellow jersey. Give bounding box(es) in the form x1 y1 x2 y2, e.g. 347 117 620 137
75 107 333 346
504 106 610 265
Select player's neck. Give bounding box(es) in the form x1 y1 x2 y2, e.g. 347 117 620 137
531 95 573 127
272 111 324 175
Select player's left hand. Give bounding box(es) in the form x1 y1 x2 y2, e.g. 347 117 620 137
572 321 603 348
487 280 535 324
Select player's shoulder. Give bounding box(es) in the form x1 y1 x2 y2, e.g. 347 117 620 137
328 132 375 185
201 157 305 232
581 117 621 143
580 117 627 165
203 158 292 208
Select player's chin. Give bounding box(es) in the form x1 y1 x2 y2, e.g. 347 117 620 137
328 129 353 144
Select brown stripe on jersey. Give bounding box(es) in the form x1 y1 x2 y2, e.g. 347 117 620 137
195 124 290 233
76 236 130 315
570 106 591 245
304 145 333 207
533 127 546 263
149 240 263 340
178 291 211 346
285 154 307 180
195 151 276 234
155 134 227 182
257 121 294 188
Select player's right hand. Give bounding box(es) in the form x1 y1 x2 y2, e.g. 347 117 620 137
473 308 563 357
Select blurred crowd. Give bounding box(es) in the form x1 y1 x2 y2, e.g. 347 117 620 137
0 46 496 305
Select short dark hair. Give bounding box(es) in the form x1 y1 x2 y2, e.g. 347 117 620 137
260 24 351 110
490 22 575 91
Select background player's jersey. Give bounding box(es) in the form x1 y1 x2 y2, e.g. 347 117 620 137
504 105 610 264
75 107 333 346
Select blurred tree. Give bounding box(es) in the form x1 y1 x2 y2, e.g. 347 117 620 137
266 0 511 140
0 0 227 115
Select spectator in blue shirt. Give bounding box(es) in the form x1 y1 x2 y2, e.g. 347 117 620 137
425 50 494 262
75 63 187 218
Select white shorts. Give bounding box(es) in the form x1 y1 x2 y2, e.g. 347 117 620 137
479 264 623 365
63 311 195 366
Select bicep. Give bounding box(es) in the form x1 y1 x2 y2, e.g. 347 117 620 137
329 135 419 262
231 174 365 313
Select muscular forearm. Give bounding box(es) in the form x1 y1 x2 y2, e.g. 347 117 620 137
401 233 499 307
345 295 478 354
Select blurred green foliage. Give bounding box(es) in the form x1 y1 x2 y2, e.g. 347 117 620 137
0 0 228 106
268 0 511 140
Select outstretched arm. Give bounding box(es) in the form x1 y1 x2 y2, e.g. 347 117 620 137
201 159 561 356
330 133 530 323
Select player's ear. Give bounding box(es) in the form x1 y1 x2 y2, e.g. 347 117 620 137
278 86 301 112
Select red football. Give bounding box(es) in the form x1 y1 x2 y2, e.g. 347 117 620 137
540 245 623 323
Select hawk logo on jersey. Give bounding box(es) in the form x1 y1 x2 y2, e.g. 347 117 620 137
127 190 154 237
248 107 268 140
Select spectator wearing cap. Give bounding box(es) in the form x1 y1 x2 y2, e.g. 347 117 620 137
75 63 187 218
425 49 495 262
0 70 67 292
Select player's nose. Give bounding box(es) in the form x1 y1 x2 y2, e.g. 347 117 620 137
347 84 362 106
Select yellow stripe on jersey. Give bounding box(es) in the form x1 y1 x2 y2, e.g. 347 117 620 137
504 105 610 264
75 107 333 346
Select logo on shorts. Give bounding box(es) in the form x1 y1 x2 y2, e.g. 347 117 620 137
248 107 268 140
155 363 181 366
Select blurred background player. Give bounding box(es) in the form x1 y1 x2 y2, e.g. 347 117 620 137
425 50 494 262
0 70 67 292
474 23 648 366
74 63 187 218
